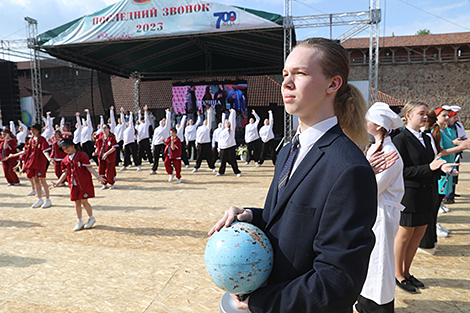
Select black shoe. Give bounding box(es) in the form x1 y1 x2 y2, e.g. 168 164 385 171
407 275 426 289
396 278 418 294
455 194 461 197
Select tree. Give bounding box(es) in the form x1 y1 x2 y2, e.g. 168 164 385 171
416 29 431 35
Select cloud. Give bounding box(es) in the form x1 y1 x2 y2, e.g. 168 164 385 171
428 1 468 14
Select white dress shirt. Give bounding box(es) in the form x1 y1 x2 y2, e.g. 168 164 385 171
176 115 187 142
80 113 93 144
291 116 337 177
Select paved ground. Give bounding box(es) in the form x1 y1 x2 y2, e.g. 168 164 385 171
0 154 469 312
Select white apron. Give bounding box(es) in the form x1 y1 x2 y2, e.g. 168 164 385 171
361 138 404 305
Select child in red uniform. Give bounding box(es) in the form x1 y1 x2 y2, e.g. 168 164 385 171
50 138 104 231
7 123 53 208
164 127 182 183
51 130 67 181
94 124 118 189
1 129 20 186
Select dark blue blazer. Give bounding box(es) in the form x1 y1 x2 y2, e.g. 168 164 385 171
248 124 377 313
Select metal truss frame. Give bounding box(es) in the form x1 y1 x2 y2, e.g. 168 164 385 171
282 0 380 142
25 17 43 124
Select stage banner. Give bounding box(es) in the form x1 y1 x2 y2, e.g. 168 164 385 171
39 0 282 46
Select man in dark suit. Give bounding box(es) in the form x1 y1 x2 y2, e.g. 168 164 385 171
209 38 378 313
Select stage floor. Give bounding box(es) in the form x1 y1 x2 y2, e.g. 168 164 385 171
0 155 469 312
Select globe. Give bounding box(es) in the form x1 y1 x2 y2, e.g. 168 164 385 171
205 222 274 296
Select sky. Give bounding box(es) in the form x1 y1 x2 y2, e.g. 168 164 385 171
1 0 470 62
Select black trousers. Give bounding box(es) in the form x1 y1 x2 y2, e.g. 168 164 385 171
181 140 189 166
213 142 219 161
138 138 154 164
152 144 165 171
187 140 196 160
246 138 261 163
355 295 394 313
123 142 141 167
419 194 444 249
219 146 241 175
195 142 215 169
82 140 98 165
115 140 123 166
259 139 277 165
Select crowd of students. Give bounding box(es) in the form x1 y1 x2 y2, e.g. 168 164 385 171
1 37 468 313
0 106 277 230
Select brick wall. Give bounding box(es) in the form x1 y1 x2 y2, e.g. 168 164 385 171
350 62 470 126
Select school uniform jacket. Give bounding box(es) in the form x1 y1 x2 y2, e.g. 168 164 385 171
95 133 119 164
392 128 442 213
247 124 377 313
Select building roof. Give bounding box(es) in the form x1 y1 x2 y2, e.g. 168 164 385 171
375 89 406 107
342 32 470 49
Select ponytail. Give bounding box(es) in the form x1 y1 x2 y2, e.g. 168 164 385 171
296 38 369 149
334 83 369 149
431 123 443 154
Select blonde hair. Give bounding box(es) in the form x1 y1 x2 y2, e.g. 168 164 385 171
295 38 369 148
402 101 429 125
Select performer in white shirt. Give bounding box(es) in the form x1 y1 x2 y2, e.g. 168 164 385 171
150 109 171 175
193 107 216 173
120 108 140 171
356 102 405 313
80 109 98 165
137 105 154 168
41 112 54 143
216 109 241 177
184 113 202 161
16 120 28 145
244 109 261 165
176 115 189 168
73 113 82 145
110 106 124 166
258 110 277 165
212 121 223 162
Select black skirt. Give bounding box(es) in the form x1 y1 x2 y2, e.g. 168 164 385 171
399 210 432 227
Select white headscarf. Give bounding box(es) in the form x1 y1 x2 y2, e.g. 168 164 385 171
366 102 403 132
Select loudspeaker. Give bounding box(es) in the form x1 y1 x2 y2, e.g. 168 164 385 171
0 60 21 125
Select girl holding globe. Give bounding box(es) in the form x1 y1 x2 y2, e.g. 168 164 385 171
209 38 378 312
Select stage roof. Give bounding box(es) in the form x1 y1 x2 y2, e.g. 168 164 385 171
38 0 288 81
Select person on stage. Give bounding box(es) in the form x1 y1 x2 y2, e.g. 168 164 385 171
216 109 241 177
209 38 378 312
1 129 20 186
258 110 277 166
164 127 183 184
150 109 171 175
7 123 53 208
244 109 261 165
50 138 104 231
193 106 216 173
94 123 118 190
137 105 154 168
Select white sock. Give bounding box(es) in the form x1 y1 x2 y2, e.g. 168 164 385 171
89 215 94 220
78 218 83 223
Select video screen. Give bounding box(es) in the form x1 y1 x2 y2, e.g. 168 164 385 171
172 83 247 114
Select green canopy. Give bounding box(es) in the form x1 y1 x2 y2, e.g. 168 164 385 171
38 0 289 80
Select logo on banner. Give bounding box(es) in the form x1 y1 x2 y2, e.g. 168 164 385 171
133 0 152 4
212 11 239 29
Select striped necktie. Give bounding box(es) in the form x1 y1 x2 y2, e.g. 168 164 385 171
277 134 300 200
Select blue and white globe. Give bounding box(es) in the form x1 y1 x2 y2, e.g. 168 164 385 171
205 222 273 295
